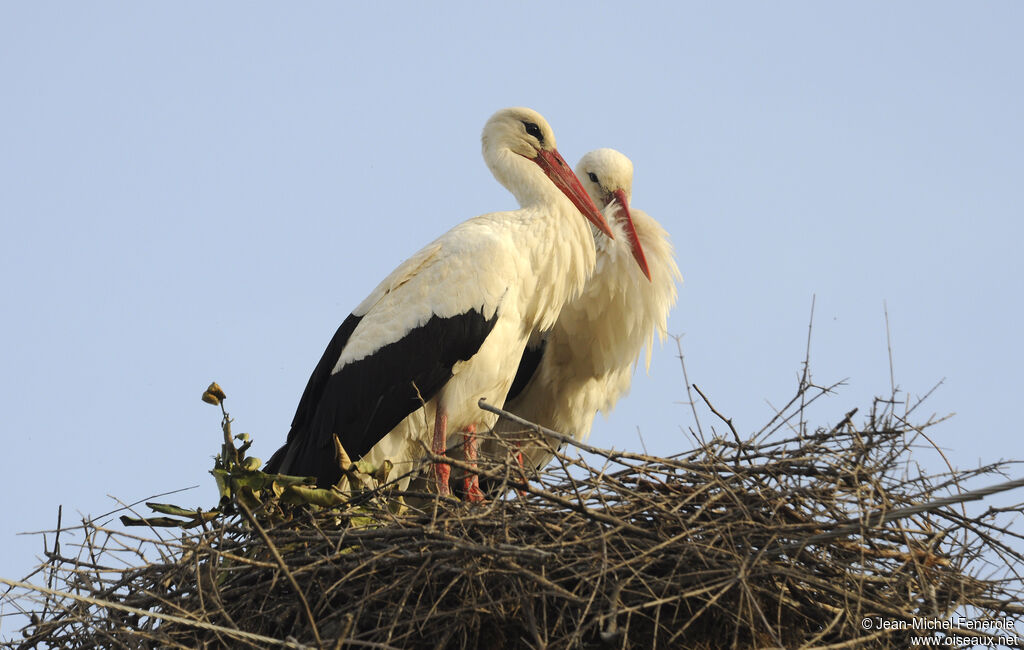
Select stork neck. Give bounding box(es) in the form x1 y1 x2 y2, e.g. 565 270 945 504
486 148 570 210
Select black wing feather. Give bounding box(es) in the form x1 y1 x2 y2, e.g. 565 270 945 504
505 337 547 404
267 310 497 487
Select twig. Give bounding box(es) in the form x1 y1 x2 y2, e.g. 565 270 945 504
779 475 1024 554
673 334 704 442
691 384 743 466
799 294 817 439
236 501 323 650
883 300 897 406
0 577 369 649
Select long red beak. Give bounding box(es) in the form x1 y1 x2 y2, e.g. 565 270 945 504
611 189 651 281
534 149 615 239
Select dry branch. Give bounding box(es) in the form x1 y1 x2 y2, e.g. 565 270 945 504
3 381 1023 650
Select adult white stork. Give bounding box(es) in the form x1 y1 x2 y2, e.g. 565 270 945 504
481 148 681 473
265 108 614 498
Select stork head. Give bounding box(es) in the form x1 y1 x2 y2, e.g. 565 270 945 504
482 108 613 239
576 149 651 281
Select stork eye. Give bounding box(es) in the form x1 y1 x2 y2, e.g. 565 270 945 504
522 121 544 143
587 172 599 183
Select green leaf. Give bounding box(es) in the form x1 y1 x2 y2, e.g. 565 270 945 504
374 459 394 484
264 473 317 488
146 502 199 517
237 485 262 511
281 485 346 507
120 515 188 528
242 457 262 471
353 459 376 475
348 515 379 529
211 469 231 499
232 470 272 492
183 510 222 527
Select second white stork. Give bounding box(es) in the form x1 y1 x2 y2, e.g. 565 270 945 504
265 108 614 498
482 148 681 473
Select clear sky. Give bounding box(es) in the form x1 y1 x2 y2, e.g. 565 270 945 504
2 2 1022 637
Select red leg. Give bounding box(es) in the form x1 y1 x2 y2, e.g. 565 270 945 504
432 408 451 496
462 425 484 502
514 443 527 498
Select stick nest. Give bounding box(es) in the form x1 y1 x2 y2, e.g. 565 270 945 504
4 382 1023 649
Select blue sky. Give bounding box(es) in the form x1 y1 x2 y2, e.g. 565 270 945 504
2 2 1022 636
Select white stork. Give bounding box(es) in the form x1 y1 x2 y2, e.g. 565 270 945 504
481 148 681 473
265 108 614 499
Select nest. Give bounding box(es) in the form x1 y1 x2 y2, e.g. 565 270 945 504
3 378 1023 649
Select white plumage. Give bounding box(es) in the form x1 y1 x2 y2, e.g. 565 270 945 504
483 148 681 471
266 108 613 498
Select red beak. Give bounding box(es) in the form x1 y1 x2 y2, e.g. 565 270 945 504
611 189 651 281
533 149 615 239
